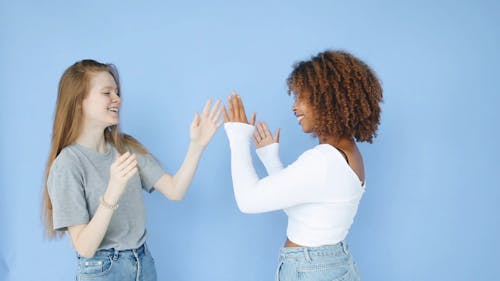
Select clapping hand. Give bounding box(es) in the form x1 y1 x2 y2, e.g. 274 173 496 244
105 152 138 205
223 91 256 125
253 121 280 149
190 99 224 148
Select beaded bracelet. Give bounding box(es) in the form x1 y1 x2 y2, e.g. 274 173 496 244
100 196 119 210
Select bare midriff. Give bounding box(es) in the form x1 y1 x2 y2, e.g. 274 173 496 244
284 238 303 248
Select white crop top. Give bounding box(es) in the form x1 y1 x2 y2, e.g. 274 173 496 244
224 122 365 247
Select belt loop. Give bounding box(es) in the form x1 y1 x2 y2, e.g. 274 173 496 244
304 248 312 262
112 248 119 261
133 248 141 281
275 260 284 281
342 241 349 255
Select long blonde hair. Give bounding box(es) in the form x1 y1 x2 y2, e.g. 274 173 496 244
42 59 147 238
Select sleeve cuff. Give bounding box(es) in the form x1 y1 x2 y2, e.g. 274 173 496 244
224 122 255 142
256 143 280 161
256 142 283 174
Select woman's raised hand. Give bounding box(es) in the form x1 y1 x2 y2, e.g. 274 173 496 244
223 92 256 125
105 152 138 204
190 99 224 148
253 121 280 149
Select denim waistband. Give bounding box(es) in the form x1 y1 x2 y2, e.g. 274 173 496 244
79 243 147 260
278 241 349 261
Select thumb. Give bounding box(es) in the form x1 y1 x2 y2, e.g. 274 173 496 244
274 128 281 143
223 106 229 122
111 152 122 167
250 112 256 125
191 112 200 127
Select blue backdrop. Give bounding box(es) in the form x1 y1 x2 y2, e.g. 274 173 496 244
1 1 499 280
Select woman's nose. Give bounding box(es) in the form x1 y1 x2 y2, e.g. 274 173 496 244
112 93 121 102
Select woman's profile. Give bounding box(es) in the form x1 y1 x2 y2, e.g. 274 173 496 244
223 50 383 281
42 59 223 280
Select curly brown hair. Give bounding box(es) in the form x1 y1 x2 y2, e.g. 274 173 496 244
287 50 383 143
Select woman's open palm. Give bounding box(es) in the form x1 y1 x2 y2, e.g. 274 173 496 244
190 99 223 147
253 121 280 149
223 91 256 124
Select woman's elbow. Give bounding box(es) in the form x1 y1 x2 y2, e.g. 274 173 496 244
165 188 185 201
76 247 97 258
168 193 185 201
158 185 185 201
69 229 97 258
236 200 260 214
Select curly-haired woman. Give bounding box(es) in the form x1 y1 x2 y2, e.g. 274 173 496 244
223 50 383 281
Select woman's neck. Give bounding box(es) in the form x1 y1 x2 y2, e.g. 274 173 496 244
76 126 108 153
319 135 354 150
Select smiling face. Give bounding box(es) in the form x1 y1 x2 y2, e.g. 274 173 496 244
287 50 383 143
81 71 121 130
292 91 316 133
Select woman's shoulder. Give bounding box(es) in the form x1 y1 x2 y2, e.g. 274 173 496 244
296 144 347 168
294 146 329 165
313 144 347 161
50 145 83 173
301 145 329 157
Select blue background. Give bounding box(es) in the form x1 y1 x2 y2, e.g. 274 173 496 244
1 0 499 280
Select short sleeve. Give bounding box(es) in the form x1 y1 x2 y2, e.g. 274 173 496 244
47 156 90 231
136 152 164 193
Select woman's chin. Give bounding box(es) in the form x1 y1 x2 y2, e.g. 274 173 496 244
301 126 313 133
106 120 119 128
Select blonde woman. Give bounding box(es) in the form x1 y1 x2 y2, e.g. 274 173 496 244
42 59 222 281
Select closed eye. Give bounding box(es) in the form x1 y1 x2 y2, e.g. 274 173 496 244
102 92 120 97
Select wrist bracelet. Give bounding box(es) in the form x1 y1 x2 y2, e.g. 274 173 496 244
100 196 119 210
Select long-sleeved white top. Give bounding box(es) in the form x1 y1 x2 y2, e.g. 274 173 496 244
225 122 365 247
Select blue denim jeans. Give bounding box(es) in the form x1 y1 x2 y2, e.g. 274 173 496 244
76 243 157 281
276 241 360 281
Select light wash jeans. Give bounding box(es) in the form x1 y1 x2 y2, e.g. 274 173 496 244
276 241 360 281
75 243 156 281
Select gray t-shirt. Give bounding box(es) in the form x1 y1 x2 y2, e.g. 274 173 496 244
47 143 164 250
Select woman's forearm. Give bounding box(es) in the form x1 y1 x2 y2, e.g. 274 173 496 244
68 199 116 258
155 141 205 200
256 143 284 175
